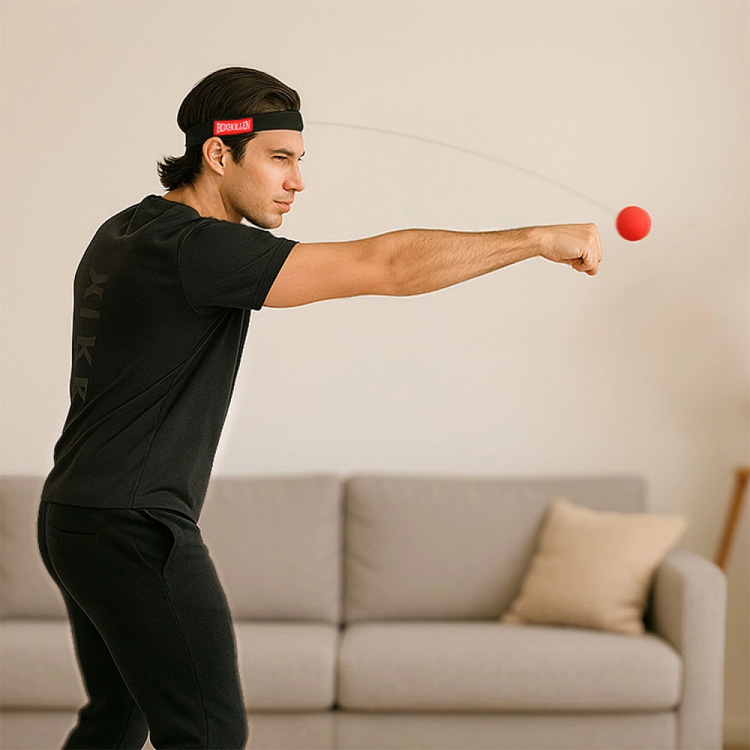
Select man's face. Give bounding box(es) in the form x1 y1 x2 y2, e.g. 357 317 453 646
220 130 305 228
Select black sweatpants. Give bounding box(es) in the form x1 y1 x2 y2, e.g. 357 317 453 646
37 499 248 750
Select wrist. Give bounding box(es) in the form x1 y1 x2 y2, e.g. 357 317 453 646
526 226 547 259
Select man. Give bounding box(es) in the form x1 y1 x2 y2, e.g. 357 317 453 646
37 67 601 750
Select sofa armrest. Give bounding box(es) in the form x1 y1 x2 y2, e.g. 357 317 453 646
647 549 727 750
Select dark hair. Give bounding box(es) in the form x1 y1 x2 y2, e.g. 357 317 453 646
156 67 301 191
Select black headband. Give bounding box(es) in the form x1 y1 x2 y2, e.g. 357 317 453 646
184 110 304 148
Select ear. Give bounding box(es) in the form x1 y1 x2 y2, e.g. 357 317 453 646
203 137 230 174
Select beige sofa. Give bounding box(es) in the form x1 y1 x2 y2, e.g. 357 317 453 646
1 473 726 750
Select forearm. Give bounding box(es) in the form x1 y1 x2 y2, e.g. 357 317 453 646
387 227 542 297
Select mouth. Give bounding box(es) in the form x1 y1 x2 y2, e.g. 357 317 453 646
275 201 292 212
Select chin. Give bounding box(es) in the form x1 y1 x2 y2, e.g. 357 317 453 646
247 216 279 230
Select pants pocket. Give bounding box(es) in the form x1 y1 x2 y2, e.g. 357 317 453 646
47 524 101 541
132 508 182 582
45 515 101 606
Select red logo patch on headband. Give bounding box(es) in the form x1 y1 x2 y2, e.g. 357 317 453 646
213 118 254 136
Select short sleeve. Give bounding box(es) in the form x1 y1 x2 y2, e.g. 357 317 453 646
178 219 297 314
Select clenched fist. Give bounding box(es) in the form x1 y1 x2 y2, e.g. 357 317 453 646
537 223 602 276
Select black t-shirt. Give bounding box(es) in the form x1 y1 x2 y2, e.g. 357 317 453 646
40 194 297 522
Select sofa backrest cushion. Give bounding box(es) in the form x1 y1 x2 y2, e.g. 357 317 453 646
343 474 645 622
198 475 343 622
1 476 63 618
1 474 343 623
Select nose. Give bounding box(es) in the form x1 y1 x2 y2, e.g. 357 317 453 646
284 162 305 193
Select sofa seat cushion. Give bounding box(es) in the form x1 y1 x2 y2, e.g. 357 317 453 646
235 622 339 710
1 620 341 713
338 622 681 712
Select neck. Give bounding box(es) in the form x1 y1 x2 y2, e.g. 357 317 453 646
161 185 238 222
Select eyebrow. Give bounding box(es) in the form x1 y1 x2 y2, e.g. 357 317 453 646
269 148 305 158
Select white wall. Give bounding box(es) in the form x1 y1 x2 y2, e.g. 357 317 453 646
1 0 748 742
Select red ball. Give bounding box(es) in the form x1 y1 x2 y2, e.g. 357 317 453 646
616 206 651 241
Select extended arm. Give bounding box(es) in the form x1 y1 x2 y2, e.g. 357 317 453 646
263 224 599 308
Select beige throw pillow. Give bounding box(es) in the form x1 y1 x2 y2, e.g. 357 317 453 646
499 497 688 635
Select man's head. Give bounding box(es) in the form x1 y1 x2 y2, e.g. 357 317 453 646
157 67 304 228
